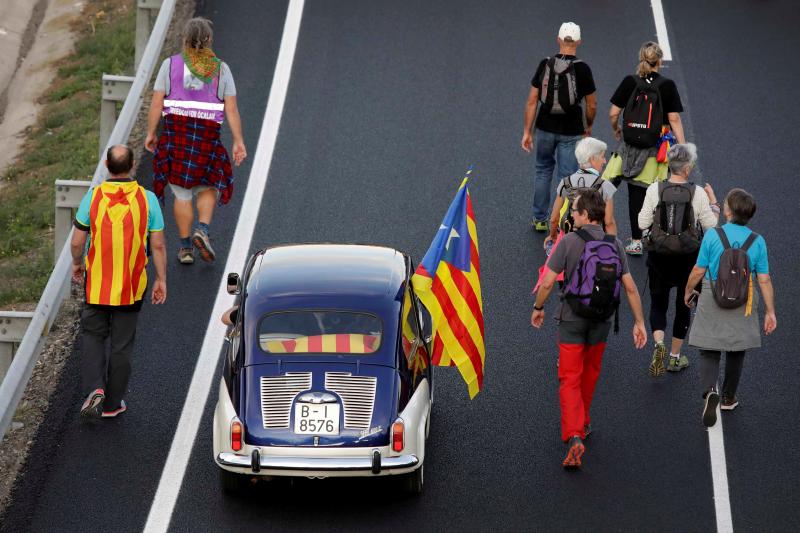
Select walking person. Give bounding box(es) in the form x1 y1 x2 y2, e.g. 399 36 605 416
532 189 647 468
544 136 617 252
638 143 719 376
608 41 685 256
683 188 776 427
145 17 246 264
70 145 167 418
521 22 597 232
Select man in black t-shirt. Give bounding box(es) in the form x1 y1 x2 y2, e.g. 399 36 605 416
522 22 597 232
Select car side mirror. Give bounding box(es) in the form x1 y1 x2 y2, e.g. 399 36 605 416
227 273 241 295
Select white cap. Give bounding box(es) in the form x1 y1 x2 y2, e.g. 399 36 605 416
558 22 581 42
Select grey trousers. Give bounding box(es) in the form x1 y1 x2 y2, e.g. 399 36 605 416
698 349 746 398
80 305 139 410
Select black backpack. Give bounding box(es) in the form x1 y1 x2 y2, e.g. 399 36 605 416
559 171 604 233
645 182 701 255
622 76 666 148
540 56 582 115
710 228 759 309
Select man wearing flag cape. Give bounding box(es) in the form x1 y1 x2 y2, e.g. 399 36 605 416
412 170 485 399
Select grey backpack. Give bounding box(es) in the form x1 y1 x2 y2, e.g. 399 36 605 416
540 56 581 115
645 182 701 255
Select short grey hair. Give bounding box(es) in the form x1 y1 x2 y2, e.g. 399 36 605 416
574 137 607 166
667 143 698 175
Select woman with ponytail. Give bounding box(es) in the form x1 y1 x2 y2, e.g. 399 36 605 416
608 42 685 256
145 17 246 265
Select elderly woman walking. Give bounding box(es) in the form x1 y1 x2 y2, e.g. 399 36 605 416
638 143 718 376
608 41 685 256
145 17 246 264
684 189 776 427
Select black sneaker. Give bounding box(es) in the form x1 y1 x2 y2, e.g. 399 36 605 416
177 247 194 265
80 388 105 418
721 396 739 411
562 436 585 469
702 389 720 427
191 228 216 263
102 400 127 418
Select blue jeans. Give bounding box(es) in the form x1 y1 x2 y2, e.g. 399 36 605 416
532 129 581 221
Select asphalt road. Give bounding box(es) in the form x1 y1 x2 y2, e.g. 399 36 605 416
2 1 799 531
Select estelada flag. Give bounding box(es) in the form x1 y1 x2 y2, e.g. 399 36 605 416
412 171 485 398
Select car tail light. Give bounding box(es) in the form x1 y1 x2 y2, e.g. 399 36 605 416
391 419 404 452
231 419 243 451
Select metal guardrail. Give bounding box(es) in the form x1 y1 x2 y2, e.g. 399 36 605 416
0 0 177 441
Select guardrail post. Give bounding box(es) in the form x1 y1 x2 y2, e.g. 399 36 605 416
135 0 164 69
54 180 93 262
99 74 135 158
0 313 35 382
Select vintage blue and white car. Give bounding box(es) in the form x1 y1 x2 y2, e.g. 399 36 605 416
213 244 433 493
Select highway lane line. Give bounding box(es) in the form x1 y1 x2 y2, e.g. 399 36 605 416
650 3 733 529
708 409 734 533
650 0 673 61
142 0 306 531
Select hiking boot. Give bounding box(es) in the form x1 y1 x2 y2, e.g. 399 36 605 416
667 354 690 372
649 342 667 377
177 247 194 265
624 238 643 256
102 400 127 418
562 436 584 469
721 396 739 411
702 389 720 427
191 227 216 263
80 388 105 418
532 220 549 232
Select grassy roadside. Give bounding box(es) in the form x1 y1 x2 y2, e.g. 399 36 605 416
0 0 134 308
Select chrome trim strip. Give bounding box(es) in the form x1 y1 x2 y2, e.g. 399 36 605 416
217 452 418 472
260 372 312 429
325 372 377 430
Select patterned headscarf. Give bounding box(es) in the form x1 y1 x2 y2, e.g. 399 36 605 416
182 46 221 84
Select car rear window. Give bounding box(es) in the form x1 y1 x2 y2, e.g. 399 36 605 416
258 311 382 354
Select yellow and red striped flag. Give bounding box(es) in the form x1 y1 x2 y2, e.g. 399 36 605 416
412 170 485 398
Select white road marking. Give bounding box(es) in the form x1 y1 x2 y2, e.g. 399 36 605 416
142 1 306 531
708 409 734 533
650 0 673 61
652 2 733 528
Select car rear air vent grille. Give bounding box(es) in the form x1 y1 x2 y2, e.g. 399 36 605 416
324 372 377 430
260 372 312 429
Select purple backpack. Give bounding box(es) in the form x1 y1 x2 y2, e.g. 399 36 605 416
564 229 623 328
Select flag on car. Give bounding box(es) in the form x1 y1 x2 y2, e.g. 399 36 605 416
412 169 485 399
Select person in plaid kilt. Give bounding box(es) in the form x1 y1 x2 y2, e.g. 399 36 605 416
145 17 246 264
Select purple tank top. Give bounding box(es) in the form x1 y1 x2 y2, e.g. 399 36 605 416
163 54 225 123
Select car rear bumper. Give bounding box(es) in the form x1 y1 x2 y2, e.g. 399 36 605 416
216 450 418 475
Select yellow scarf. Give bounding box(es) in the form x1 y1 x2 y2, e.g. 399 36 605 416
182 47 221 84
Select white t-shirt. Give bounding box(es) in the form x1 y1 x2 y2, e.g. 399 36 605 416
638 180 719 232
153 57 236 100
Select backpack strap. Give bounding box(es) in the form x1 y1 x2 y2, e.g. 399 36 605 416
540 57 555 105
741 231 759 252
715 227 732 250
574 228 593 243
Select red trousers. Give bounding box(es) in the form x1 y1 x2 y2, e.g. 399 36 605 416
558 342 606 442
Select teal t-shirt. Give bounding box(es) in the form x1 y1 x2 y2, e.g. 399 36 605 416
75 183 164 232
696 223 768 281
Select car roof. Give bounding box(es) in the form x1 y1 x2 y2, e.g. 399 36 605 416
245 244 409 308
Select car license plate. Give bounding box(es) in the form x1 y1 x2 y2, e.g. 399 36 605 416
293 403 340 435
